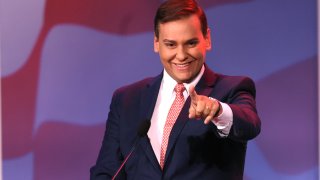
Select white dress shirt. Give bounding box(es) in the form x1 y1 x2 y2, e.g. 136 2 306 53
147 65 233 163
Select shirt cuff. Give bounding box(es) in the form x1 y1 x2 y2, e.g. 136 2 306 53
211 102 233 137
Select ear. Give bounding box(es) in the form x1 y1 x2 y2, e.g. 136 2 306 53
205 28 212 51
154 35 159 53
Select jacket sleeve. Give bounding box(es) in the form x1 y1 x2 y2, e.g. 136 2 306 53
90 90 126 180
221 76 261 142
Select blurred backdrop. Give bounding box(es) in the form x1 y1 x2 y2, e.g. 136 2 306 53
1 0 319 179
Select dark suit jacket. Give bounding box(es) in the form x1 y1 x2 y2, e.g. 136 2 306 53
90 67 261 180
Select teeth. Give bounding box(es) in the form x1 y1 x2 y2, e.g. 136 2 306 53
175 62 190 67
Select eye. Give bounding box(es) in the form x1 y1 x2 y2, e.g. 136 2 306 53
187 40 198 47
164 42 176 49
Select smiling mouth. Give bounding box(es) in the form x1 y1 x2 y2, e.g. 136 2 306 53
173 61 193 70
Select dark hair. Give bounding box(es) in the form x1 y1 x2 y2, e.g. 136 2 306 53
154 0 208 39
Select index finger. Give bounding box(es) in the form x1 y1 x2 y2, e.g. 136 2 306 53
189 85 198 102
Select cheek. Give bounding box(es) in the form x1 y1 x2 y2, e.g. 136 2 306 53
159 49 175 61
159 53 171 67
190 48 205 59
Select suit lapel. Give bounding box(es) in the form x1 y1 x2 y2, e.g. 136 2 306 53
163 66 219 169
138 74 163 171
138 75 162 122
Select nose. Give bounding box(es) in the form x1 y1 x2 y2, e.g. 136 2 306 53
175 46 188 61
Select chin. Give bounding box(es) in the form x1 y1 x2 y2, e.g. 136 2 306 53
176 77 193 83
171 72 194 83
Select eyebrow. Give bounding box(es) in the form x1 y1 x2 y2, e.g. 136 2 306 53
162 38 199 43
186 38 199 42
163 39 176 43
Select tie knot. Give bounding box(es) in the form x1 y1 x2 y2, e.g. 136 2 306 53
174 83 185 94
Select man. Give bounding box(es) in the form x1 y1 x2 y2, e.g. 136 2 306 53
90 0 261 179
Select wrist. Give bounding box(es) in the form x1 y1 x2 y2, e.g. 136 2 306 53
209 97 222 118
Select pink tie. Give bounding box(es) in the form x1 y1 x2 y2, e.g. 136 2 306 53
160 83 185 169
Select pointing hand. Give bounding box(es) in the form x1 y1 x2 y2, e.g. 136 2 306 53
188 85 222 124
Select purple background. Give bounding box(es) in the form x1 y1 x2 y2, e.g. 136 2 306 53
1 0 318 179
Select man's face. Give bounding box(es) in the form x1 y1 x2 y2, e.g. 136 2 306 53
154 14 211 83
